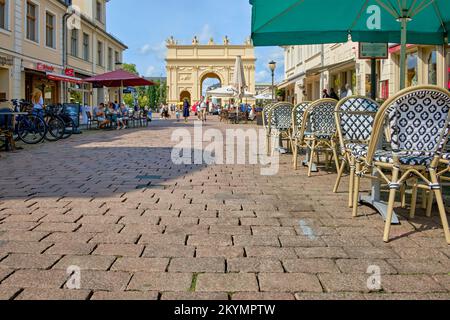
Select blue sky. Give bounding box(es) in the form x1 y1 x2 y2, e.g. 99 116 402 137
106 0 284 84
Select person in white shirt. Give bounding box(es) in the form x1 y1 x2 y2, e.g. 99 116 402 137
200 97 208 122
345 84 353 97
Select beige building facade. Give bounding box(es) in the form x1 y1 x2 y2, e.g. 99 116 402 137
0 0 126 107
281 42 449 105
165 36 256 105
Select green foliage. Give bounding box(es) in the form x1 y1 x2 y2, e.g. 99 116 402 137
120 62 166 110
122 63 139 75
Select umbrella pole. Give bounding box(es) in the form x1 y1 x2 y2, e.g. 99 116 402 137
399 17 408 90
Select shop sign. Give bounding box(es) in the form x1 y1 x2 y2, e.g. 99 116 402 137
65 68 75 77
37 63 55 72
359 43 388 59
0 56 13 66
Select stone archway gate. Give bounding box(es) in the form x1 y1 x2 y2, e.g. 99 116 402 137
165 36 256 105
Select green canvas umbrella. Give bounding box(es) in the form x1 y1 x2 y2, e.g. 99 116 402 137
250 0 449 89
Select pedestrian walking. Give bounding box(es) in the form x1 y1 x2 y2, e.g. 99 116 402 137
183 98 190 123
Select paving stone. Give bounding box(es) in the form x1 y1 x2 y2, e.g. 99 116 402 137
93 244 144 257
381 275 447 293
0 241 52 255
227 258 284 273
91 291 159 300
283 259 340 274
52 255 116 271
2 270 68 289
42 232 95 244
161 292 228 300
111 257 169 272
246 247 297 259
45 242 96 255
0 268 14 282
188 235 233 247
73 271 132 291
233 235 280 247
169 258 225 273
127 272 193 292
16 288 91 300
0 254 61 269
295 247 348 259
139 234 186 245
295 292 366 300
318 274 374 293
89 232 140 244
143 245 195 258
196 274 259 292
259 273 322 293
335 259 398 275
387 259 449 275
34 223 80 233
232 292 295 300
0 231 49 242
196 246 244 258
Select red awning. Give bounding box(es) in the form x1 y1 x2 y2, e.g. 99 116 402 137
47 72 84 84
83 69 155 87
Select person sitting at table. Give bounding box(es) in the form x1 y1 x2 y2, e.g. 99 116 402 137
119 104 129 128
93 103 111 129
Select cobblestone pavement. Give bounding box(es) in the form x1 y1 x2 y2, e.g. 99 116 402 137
0 117 449 300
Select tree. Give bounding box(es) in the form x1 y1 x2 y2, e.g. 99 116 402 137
122 63 139 75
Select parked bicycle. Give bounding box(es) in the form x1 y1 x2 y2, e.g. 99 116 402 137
11 99 47 145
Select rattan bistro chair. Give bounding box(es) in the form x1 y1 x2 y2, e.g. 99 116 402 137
292 102 311 169
297 99 339 177
334 97 380 208
263 104 275 155
354 85 450 244
269 102 294 156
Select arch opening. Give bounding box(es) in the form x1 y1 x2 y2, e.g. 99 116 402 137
180 90 191 103
200 72 222 98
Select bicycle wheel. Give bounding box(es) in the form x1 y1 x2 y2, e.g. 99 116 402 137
45 116 65 141
17 115 46 144
61 116 75 139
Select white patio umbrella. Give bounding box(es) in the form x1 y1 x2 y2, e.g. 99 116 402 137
206 85 254 98
231 56 247 122
254 93 274 100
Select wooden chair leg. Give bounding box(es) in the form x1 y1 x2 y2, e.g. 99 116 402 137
293 142 299 170
348 157 356 208
426 191 434 218
383 166 400 243
334 159 346 193
266 134 270 156
421 189 428 209
332 142 340 172
409 178 418 219
308 141 316 177
352 161 362 218
429 170 450 245
400 184 407 209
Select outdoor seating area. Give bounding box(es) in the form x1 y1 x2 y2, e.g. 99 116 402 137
264 85 450 245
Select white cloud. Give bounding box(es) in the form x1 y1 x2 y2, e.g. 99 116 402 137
199 24 213 43
144 66 156 77
139 41 167 60
255 70 270 83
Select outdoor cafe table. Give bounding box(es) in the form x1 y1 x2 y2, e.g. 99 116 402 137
0 112 28 152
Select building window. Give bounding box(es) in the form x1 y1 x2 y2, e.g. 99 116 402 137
71 29 78 57
97 41 103 66
115 51 120 66
428 51 437 85
45 12 55 48
108 47 113 70
0 0 7 30
96 1 102 22
406 52 418 87
83 33 89 61
26 2 38 42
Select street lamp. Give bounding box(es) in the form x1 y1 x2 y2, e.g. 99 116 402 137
268 60 277 101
